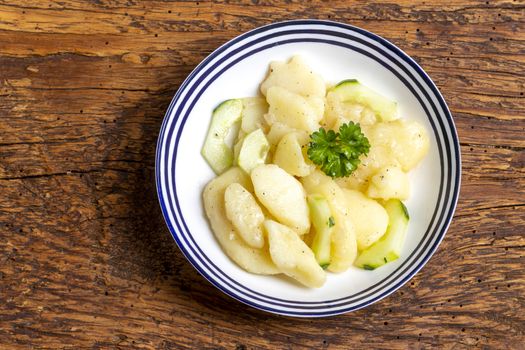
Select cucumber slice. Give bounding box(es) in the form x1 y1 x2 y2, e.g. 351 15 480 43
307 194 335 268
331 80 398 121
354 199 409 270
201 99 243 174
237 128 269 174
232 130 246 165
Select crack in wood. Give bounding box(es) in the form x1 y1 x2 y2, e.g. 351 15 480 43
0 166 141 180
465 203 525 212
460 142 525 151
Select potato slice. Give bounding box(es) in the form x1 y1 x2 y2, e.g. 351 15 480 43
324 93 363 129
308 96 325 122
241 97 268 134
393 119 429 171
266 122 308 153
265 220 326 288
367 165 410 200
203 167 279 274
273 132 314 177
301 170 358 272
359 106 377 126
251 164 310 235
335 126 399 192
260 55 326 98
368 120 429 172
343 189 389 251
329 217 358 273
224 183 265 249
266 86 321 133
300 169 325 193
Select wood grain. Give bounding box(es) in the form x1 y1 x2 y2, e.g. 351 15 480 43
1 0 524 349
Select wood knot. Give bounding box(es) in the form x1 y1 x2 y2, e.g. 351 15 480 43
121 53 150 64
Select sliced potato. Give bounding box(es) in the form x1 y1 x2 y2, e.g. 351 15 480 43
300 168 328 193
393 119 429 171
329 217 358 273
343 189 389 251
241 97 268 134
359 106 377 126
334 173 368 192
266 86 321 133
323 91 344 128
367 120 429 172
265 220 326 288
266 121 294 146
335 126 400 192
260 55 326 98
266 122 307 151
367 165 410 200
224 183 265 249
273 132 313 177
251 164 310 235
203 167 279 274
301 227 315 248
308 96 325 123
301 170 358 272
324 94 364 129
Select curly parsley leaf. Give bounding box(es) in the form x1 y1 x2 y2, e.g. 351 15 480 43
307 121 370 178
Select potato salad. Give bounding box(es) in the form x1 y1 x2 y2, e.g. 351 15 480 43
201 56 429 288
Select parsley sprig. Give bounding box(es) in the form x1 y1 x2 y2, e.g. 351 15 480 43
307 122 370 178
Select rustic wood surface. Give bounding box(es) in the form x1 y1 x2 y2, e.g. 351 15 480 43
1 0 524 349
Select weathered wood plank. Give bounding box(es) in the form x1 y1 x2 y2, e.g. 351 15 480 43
0 0 524 348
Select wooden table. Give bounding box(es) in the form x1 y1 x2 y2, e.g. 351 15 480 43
1 1 523 348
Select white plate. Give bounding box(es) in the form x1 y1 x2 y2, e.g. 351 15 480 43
156 20 461 317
